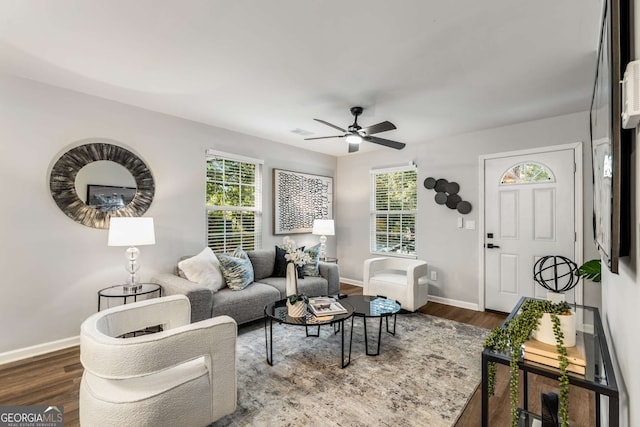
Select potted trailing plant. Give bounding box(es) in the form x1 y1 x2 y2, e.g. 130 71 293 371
575 259 601 283
484 299 573 427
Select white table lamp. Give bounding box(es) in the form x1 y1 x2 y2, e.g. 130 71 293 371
312 219 335 261
108 217 155 292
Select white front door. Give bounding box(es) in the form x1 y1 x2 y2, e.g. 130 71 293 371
484 148 577 312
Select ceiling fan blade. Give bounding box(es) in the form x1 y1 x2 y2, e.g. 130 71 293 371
364 135 406 150
348 143 360 153
304 135 344 140
314 119 346 132
361 120 396 135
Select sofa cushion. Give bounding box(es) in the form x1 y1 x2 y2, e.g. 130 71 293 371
300 243 321 277
247 249 275 281
218 248 254 290
211 283 280 324
177 247 226 293
257 276 329 299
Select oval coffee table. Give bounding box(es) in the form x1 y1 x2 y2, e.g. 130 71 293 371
264 298 355 368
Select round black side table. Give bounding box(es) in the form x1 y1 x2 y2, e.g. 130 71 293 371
97 283 162 311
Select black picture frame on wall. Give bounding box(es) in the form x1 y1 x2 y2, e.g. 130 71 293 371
589 0 631 274
272 168 333 235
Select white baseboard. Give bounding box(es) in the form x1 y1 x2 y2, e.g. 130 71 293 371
0 336 79 366
427 295 480 311
340 278 480 311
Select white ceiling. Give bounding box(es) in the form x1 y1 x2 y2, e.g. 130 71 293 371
0 0 603 156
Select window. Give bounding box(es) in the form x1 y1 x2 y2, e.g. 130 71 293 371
500 162 555 185
206 150 262 253
370 166 417 256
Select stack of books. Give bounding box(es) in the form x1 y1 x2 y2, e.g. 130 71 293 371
308 297 348 316
523 334 586 375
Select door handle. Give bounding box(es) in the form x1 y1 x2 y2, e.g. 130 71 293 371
487 243 501 249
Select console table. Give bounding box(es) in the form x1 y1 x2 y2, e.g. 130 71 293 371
481 297 619 427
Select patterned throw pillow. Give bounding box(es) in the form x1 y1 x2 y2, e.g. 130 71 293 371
301 243 321 277
218 247 254 290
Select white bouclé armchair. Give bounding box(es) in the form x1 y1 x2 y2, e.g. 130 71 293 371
363 257 429 311
79 295 237 427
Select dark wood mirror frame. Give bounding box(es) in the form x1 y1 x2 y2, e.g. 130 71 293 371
49 141 155 229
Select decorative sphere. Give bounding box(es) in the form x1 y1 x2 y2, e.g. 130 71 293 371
533 255 578 293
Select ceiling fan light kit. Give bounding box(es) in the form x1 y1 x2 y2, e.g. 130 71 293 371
304 106 406 153
345 134 362 144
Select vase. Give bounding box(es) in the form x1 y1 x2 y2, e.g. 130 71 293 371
285 262 298 297
286 299 306 317
532 312 576 347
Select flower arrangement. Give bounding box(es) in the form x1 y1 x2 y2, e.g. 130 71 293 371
281 236 311 266
280 237 311 309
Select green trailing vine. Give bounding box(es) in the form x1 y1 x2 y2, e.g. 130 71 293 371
484 300 572 427
287 294 308 305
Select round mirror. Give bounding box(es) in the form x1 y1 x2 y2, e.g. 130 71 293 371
50 141 154 229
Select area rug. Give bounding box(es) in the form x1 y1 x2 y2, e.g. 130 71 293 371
213 313 488 427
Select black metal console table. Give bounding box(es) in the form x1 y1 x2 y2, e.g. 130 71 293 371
481 297 618 427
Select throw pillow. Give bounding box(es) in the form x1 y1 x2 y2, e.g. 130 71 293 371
177 247 226 293
274 245 305 278
218 247 254 290
301 243 321 277
274 246 288 277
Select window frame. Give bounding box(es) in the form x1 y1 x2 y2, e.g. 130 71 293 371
500 161 556 185
369 165 418 258
205 150 263 253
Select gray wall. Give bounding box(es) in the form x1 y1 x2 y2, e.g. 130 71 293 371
335 111 600 307
0 74 336 354
597 2 640 425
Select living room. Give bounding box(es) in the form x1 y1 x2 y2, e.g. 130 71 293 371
1 1 638 426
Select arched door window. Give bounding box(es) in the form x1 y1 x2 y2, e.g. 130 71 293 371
500 162 555 185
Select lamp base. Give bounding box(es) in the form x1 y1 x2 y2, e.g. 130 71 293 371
122 283 142 293
319 235 327 261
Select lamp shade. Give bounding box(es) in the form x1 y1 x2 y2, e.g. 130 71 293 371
312 219 335 236
108 217 156 246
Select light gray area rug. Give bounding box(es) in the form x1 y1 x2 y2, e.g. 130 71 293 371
214 313 488 427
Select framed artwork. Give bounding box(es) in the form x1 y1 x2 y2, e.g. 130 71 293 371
589 0 631 273
272 169 333 234
86 184 136 212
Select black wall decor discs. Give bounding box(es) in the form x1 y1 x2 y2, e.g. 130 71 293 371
446 194 462 209
445 182 460 195
457 201 472 214
435 192 448 205
423 175 473 215
423 177 436 189
435 178 448 192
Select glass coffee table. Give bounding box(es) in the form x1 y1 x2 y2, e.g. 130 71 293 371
264 298 355 368
341 295 401 356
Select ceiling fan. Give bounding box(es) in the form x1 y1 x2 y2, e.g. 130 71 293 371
305 106 406 153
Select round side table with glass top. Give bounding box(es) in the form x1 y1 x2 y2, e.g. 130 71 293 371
97 283 162 311
341 295 401 356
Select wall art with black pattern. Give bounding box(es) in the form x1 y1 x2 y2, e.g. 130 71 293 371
273 169 333 234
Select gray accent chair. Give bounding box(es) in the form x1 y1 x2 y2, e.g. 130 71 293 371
152 248 340 324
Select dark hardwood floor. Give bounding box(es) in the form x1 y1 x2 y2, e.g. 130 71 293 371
0 283 594 426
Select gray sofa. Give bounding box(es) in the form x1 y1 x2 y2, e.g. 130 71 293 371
151 248 340 324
